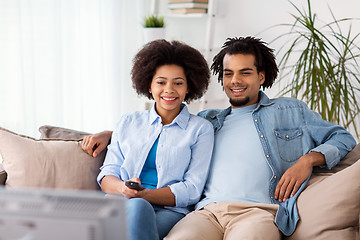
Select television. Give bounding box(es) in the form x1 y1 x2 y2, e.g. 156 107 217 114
0 187 127 240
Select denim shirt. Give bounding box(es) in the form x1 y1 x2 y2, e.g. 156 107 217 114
198 91 356 236
98 104 214 215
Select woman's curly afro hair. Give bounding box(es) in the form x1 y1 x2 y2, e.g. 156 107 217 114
131 39 210 103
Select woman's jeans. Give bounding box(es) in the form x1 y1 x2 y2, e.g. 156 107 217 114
126 198 185 240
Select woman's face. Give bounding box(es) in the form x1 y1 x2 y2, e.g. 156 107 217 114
149 64 188 121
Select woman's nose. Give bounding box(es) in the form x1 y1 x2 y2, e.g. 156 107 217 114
164 84 174 93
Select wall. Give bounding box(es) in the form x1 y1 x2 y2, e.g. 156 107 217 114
152 0 360 140
1 0 358 139
0 0 151 137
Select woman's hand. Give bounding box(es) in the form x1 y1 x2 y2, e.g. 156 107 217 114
101 176 149 198
121 178 150 199
81 130 113 157
101 176 174 206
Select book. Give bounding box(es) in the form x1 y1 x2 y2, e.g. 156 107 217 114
169 2 208 9
169 0 208 3
170 8 207 14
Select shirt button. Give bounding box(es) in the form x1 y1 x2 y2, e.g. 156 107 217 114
266 155 270 158
286 135 289 139
260 134 264 138
274 175 277 179
270 196 274 199
254 119 258 122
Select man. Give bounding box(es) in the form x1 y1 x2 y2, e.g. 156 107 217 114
82 37 356 239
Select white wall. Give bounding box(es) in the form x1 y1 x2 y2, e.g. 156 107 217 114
1 0 359 139
0 0 149 137
160 0 360 107
152 0 360 140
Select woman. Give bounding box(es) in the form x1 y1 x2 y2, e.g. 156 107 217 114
82 39 214 240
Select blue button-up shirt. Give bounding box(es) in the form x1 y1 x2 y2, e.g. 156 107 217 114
97 104 214 214
197 91 356 235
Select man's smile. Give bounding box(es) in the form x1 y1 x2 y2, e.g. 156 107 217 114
230 87 246 95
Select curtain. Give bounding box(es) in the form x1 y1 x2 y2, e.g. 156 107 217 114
0 0 147 137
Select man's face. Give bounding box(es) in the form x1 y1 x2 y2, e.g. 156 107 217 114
222 53 265 108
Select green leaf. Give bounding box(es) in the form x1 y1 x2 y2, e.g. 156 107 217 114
143 15 164 28
269 0 360 140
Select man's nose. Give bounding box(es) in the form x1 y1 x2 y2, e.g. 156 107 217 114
231 73 241 84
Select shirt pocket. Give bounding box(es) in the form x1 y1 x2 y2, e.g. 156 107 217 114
162 146 191 180
274 128 303 162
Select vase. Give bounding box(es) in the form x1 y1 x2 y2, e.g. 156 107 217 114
143 27 165 43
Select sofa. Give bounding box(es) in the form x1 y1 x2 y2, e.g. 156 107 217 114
0 125 359 239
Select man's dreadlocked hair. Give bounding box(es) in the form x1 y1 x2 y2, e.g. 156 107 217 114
211 36 278 89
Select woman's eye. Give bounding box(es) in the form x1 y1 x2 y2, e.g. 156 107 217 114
175 82 183 86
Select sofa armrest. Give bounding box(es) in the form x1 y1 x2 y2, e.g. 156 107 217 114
0 163 7 185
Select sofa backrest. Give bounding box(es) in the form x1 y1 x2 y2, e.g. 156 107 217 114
0 126 107 190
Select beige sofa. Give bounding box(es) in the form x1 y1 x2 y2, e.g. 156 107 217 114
0 125 359 239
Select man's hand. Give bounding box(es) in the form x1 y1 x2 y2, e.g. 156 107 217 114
274 152 325 203
81 130 113 157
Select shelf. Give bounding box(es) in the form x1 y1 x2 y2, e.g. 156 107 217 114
166 13 208 18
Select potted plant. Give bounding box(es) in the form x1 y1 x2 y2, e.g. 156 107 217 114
271 0 360 139
143 15 165 43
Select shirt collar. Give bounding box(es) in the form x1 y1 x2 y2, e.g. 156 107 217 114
216 91 273 119
258 91 272 105
254 91 273 110
149 103 190 129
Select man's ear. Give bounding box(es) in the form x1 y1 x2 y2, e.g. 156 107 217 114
259 71 265 85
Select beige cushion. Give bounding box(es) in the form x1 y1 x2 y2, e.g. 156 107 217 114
313 143 360 175
39 125 90 140
286 144 360 240
0 126 105 190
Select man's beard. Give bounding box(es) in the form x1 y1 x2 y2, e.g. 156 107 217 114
229 96 250 107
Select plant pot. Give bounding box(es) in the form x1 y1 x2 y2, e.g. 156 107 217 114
143 27 165 43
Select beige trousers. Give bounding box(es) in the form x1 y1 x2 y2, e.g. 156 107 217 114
165 201 281 240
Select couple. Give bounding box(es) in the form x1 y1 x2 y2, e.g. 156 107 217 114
82 37 356 240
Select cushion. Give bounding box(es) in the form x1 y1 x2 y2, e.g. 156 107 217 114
286 145 360 240
0 126 106 190
39 125 90 140
312 143 360 175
